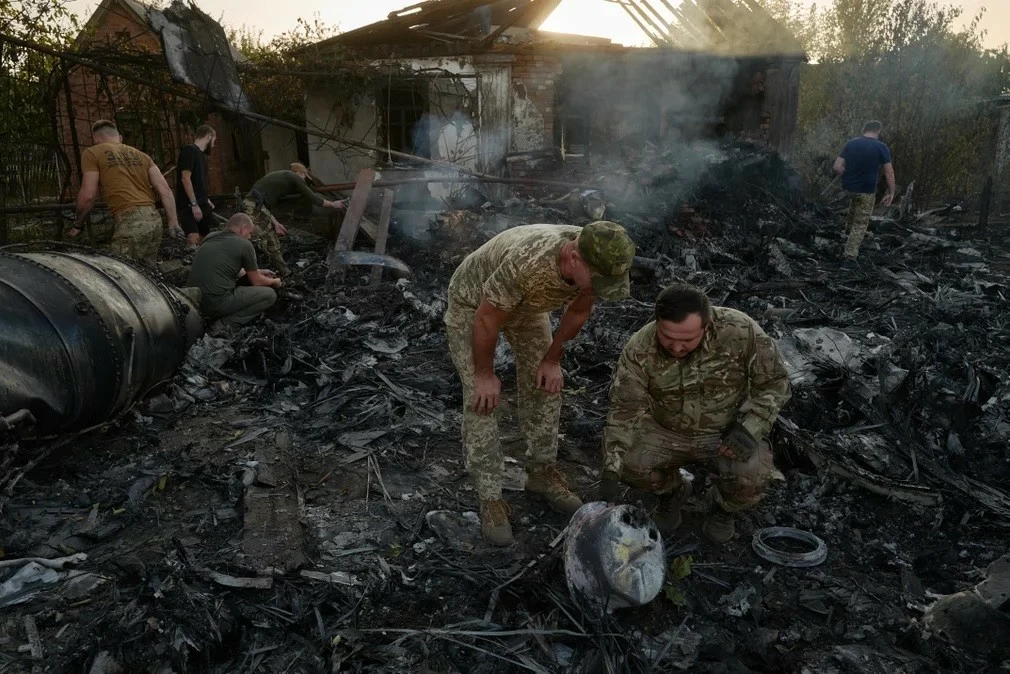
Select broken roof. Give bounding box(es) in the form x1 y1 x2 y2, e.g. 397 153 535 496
312 0 565 49
77 0 251 111
308 0 803 60
614 0 805 58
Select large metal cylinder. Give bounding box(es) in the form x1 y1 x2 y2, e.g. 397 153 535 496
0 243 203 435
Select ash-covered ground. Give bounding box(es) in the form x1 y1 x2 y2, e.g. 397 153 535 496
2 146 1009 673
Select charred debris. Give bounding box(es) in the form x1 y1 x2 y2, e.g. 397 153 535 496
1 138 1009 673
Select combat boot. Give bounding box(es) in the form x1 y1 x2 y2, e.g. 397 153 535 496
702 509 736 544
653 481 692 536
479 498 513 547
526 465 583 514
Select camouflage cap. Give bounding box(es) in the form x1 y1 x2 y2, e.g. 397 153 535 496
577 220 636 301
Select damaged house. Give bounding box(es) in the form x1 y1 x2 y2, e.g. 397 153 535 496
54 0 302 196
303 0 804 201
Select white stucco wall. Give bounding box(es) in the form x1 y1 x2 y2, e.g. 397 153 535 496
303 55 513 198
305 86 378 184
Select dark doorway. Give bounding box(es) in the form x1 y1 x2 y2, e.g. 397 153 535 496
378 82 430 162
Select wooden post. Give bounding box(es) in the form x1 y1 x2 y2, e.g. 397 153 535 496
326 168 377 276
62 62 89 241
370 189 395 285
978 175 993 234
0 181 8 246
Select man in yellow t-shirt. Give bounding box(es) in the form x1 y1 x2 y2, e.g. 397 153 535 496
70 119 181 267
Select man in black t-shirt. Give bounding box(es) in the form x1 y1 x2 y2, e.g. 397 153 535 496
176 125 216 245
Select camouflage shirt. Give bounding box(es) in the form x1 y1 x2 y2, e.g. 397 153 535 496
603 307 791 474
448 225 583 314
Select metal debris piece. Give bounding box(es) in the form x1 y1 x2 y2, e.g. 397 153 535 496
300 570 360 586
206 570 273 589
751 527 827 567
425 510 482 552
564 502 665 611
327 250 413 279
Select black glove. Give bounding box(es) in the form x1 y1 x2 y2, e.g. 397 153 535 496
600 471 622 503
721 423 758 461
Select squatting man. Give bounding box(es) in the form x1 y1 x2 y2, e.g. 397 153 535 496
600 284 791 544
186 213 282 334
242 163 345 277
445 221 637 546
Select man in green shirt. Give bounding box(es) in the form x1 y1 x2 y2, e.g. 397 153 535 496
243 163 345 277
187 213 282 331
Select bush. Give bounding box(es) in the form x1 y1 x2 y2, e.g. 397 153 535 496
762 0 1010 205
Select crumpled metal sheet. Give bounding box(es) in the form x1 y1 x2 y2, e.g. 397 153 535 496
148 1 250 112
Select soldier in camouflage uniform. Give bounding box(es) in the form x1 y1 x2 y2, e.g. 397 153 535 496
446 221 636 546
600 284 790 544
242 163 345 277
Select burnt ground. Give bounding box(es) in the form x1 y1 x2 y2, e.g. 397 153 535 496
2 153 1010 673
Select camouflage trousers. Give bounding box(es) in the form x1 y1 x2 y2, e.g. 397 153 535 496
619 416 774 513
242 198 289 277
843 192 876 260
110 205 162 268
445 300 561 501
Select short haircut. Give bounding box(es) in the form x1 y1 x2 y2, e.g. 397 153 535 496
195 124 215 139
863 120 883 133
91 119 118 135
229 212 253 229
655 284 712 324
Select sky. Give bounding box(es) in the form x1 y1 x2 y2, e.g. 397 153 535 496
67 0 1010 49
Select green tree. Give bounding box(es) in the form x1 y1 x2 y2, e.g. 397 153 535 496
766 0 1010 204
0 0 80 143
229 15 364 124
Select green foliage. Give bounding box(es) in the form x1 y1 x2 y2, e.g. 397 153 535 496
670 554 693 580
760 0 1010 204
0 0 80 143
230 15 378 126
663 555 693 607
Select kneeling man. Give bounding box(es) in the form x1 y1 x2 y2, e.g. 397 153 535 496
600 284 790 543
187 213 282 332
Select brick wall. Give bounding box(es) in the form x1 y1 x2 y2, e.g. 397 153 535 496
510 52 563 148
506 51 563 188
56 0 251 199
735 69 772 147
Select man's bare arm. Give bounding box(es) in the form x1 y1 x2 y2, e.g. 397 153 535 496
148 165 180 230
72 171 101 232
833 157 845 176
881 163 896 205
544 292 594 363
180 170 196 204
473 300 509 375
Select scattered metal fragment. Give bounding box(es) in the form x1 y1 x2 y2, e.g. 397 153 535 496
300 570 360 586
425 510 482 552
205 570 273 590
0 553 87 570
326 250 413 279
751 527 827 567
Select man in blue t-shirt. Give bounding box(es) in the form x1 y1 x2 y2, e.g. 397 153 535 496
833 120 896 268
